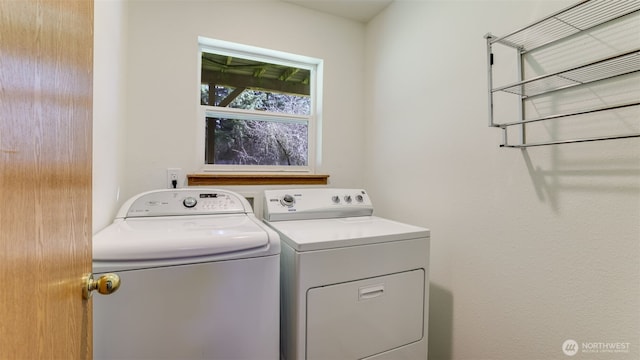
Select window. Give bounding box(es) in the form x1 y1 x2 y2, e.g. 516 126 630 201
198 37 322 172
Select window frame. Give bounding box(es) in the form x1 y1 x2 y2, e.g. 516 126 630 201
197 37 323 174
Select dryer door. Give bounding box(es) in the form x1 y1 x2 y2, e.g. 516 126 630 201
306 269 425 360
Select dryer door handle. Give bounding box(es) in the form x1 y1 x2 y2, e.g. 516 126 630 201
358 284 384 301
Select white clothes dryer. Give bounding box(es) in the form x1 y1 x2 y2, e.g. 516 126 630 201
93 188 280 360
263 188 430 360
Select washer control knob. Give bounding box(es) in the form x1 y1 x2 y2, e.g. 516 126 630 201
331 196 340 204
344 195 352 203
183 197 197 208
280 194 295 207
355 194 364 202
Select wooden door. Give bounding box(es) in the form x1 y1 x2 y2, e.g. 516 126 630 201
0 0 94 358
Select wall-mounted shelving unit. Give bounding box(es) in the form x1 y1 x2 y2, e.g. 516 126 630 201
485 0 640 148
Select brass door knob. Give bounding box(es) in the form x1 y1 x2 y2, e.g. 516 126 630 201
83 273 121 299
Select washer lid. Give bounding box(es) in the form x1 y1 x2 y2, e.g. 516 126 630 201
93 214 270 261
265 216 429 251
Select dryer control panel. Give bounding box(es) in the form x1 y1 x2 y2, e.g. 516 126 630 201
117 189 251 218
263 188 373 221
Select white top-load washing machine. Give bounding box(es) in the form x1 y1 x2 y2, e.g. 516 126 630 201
263 188 430 360
92 188 280 360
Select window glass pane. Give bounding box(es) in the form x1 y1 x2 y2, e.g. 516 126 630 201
201 52 311 116
203 84 310 115
205 117 308 166
199 38 321 171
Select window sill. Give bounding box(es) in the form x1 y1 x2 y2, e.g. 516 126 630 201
187 173 329 186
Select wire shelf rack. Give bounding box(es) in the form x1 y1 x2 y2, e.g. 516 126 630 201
485 0 640 148
490 0 640 53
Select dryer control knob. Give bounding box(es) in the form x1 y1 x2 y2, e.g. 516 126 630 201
183 197 198 208
280 194 295 207
331 195 340 204
344 195 352 203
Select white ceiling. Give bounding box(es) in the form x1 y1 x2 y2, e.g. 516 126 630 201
282 0 394 23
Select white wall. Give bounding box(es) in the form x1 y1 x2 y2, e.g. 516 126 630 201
118 0 366 204
93 0 128 233
364 1 640 359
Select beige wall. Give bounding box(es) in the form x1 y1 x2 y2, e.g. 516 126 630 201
93 0 128 232
94 0 368 230
364 1 640 359
121 0 366 204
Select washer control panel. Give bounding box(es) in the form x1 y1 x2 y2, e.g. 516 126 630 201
118 189 251 218
263 188 373 221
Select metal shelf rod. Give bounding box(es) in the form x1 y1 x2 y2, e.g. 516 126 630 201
495 102 640 128
502 133 640 148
